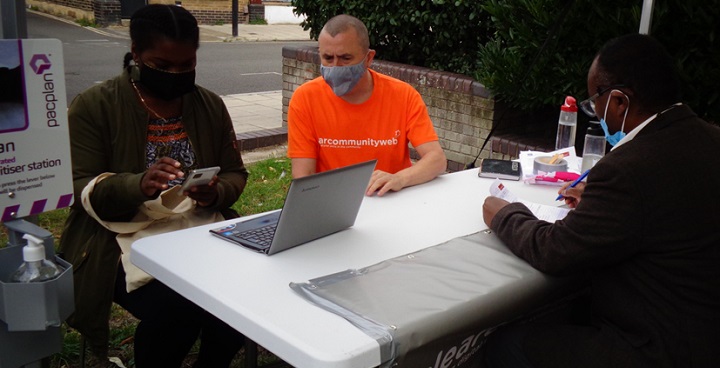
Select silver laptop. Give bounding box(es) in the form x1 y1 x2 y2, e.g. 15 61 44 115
210 159 377 255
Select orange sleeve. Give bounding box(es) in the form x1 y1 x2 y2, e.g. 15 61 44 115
287 80 320 159
405 85 439 148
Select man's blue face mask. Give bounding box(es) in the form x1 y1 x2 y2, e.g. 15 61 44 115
320 55 367 97
599 119 625 146
599 90 629 146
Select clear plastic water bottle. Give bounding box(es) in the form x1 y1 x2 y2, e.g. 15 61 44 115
581 121 606 172
9 233 62 283
555 96 578 151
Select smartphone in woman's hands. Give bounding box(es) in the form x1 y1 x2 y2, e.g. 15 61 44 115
179 166 220 193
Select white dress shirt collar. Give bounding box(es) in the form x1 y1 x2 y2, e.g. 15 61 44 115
611 103 682 150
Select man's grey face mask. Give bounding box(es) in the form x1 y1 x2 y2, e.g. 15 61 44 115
320 57 367 97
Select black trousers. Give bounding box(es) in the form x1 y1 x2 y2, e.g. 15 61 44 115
483 292 651 368
114 264 244 368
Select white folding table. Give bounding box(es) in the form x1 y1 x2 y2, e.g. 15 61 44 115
132 168 566 368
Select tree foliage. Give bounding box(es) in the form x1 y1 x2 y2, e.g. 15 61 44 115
651 0 720 122
476 0 635 110
292 0 720 122
292 0 491 76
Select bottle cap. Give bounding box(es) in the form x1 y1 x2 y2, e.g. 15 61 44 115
587 121 604 136
560 96 578 112
22 233 46 262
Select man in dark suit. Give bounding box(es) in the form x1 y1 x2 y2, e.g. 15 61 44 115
482 34 720 368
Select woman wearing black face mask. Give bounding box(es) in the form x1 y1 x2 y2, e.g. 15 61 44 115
61 4 248 367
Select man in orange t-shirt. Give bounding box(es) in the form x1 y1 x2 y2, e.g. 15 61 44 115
288 14 447 196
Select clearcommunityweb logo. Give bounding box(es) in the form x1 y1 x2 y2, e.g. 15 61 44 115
318 130 402 149
318 136 399 148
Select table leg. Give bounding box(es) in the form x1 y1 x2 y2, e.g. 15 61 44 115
245 339 258 368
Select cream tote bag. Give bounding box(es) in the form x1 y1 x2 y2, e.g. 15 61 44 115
81 173 224 292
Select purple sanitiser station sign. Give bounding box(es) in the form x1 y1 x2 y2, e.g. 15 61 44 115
0 39 73 222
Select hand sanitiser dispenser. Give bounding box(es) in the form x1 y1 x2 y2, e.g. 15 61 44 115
9 233 62 283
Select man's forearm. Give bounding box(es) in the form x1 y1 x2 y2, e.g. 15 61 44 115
291 158 317 179
396 149 447 188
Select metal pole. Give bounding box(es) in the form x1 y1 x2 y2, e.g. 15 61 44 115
1 0 28 39
639 0 654 35
232 0 238 37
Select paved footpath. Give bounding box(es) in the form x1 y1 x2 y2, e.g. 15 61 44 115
223 90 283 134
223 90 289 164
197 24 312 160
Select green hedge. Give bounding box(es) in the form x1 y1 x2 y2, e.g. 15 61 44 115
652 0 720 122
292 0 491 76
475 0 641 111
477 0 720 120
293 0 720 123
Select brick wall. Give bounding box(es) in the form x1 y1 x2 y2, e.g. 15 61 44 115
93 0 121 26
247 3 264 23
29 0 249 24
175 0 249 24
281 45 497 173
150 0 250 24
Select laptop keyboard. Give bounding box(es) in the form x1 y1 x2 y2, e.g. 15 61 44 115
232 223 277 249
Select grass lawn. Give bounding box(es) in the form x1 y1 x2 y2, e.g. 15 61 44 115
1 157 292 368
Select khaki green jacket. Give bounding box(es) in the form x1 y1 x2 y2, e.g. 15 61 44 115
60 67 248 356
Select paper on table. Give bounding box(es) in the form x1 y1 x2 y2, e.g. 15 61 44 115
489 179 570 222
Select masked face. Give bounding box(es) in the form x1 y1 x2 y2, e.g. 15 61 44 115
138 62 196 101
320 56 367 97
599 90 629 146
